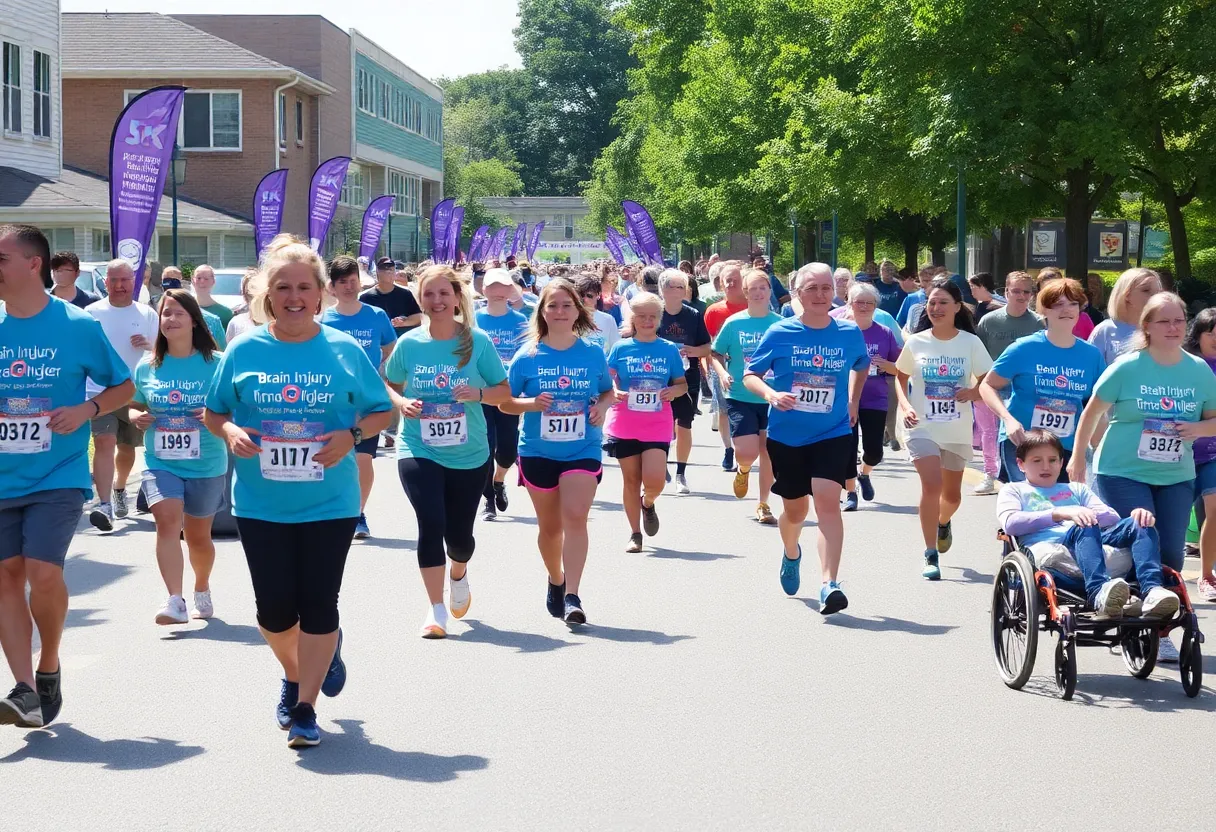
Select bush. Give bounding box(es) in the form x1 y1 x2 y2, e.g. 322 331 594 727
1191 247 1216 283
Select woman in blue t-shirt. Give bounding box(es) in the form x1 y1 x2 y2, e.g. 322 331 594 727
502 278 614 624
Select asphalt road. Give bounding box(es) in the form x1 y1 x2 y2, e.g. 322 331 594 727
3 417 1215 831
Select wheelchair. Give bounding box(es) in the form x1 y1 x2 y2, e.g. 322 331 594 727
991 529 1204 700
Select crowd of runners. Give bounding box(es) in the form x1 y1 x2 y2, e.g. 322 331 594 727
2 221 1213 748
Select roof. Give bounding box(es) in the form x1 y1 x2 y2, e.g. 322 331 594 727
61 13 333 95
0 165 252 230
481 197 589 210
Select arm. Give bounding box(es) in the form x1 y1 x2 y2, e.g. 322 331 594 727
384 380 423 419
1067 395 1114 482
1176 408 1216 440
661 375 689 401
1079 486 1121 529
711 352 732 391
848 368 866 426
399 313 423 328
894 370 918 426
683 343 711 359
203 408 260 458
996 485 1060 537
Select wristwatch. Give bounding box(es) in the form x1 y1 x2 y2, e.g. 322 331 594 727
349 426 363 445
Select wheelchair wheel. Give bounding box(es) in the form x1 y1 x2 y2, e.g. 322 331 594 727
1180 635 1203 698
1055 639 1077 700
1121 628 1159 679
992 550 1038 690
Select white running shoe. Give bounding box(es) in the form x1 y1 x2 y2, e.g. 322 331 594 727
420 603 448 639
675 473 691 495
449 573 471 619
1158 635 1181 664
192 590 214 620
1142 586 1180 620
972 474 998 496
155 595 189 625
1092 578 1129 620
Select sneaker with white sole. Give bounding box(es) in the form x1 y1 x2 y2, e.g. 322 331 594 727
1142 586 1180 620
675 473 691 495
89 502 114 532
449 572 471 619
1197 575 1216 602
112 488 129 519
1158 635 1181 664
1123 595 1143 617
155 595 189 625
420 603 448 639
192 590 213 620
972 474 998 496
1092 578 1129 620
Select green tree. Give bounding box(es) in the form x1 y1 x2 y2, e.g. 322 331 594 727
443 144 524 252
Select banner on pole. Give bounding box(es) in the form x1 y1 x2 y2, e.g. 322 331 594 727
621 201 665 267
252 169 289 259
430 198 456 261
604 226 628 264
469 225 491 262
509 223 527 258
488 227 509 260
526 221 546 261
307 156 351 252
359 195 396 261
444 206 465 264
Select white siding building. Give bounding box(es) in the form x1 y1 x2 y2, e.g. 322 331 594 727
0 0 61 178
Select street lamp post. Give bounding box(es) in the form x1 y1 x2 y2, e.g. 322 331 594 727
170 144 187 266
789 209 799 269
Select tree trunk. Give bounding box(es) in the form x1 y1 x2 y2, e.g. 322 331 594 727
864 218 875 264
995 225 1016 279
927 215 948 266
1062 163 1116 280
1161 190 1192 283
899 212 922 270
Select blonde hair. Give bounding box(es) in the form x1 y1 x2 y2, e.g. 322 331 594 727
251 234 327 322
628 290 663 317
417 264 475 369
742 268 771 291
1107 267 1161 324
1131 291 1186 351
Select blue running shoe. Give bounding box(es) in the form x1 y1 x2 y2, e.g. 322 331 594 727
820 581 848 615
287 703 320 748
842 491 859 512
780 546 802 596
321 629 345 698
277 679 299 730
354 514 370 539
564 593 587 625
923 549 941 581
722 449 736 472
546 580 566 618
858 474 875 502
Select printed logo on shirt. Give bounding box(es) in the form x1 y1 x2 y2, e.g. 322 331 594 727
143 377 207 410
918 355 966 382
253 372 336 409
411 363 467 395
538 364 595 397
1136 383 1199 416
0 346 62 383
793 345 847 372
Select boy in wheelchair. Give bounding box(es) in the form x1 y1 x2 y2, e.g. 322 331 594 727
996 429 1180 621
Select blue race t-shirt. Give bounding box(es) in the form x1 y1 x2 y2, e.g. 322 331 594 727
0 297 130 500
509 339 613 462
384 327 508 469
205 326 392 523
603 337 687 442
990 331 1105 451
476 307 531 365
201 309 227 349
745 317 870 446
874 280 907 318
320 304 397 368
133 350 228 479
896 289 927 327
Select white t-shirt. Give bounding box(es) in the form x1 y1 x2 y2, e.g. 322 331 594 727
85 299 159 396
895 329 993 445
584 309 621 356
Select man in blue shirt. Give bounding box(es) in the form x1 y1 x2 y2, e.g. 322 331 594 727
896 264 939 329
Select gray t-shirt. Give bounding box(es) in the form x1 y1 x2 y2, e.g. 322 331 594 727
975 307 1045 360
1087 318 1138 365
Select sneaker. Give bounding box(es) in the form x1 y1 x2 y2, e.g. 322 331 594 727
1142 586 1180 620
756 502 777 525
711 420 719 432
972 474 998 496
564 593 587 625
35 668 62 726
936 521 953 554
354 514 370 539
321 628 346 697
449 572 472 619
1092 578 1130 620
889 438 901 452
154 595 188 625
191 590 214 620
380 431 395 449
1123 595 1143 617
858 474 875 502
287 703 321 748
819 581 848 615
89 502 114 532
420 603 448 639
732 466 750 499
922 550 941 581
493 481 509 512
1197 575 1216 602
546 580 566 618
842 491 859 512
481 498 497 522
642 501 660 536
625 532 643 553
112 488 129 519
276 679 299 730
675 473 691 495
1158 635 1181 664
0 683 43 727
721 449 736 471
780 546 802 596
665 467 671 484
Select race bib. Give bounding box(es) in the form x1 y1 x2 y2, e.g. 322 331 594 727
1030 397 1077 438
421 402 468 447
792 373 836 414
259 420 324 482
0 397 51 454
925 382 960 422
153 416 201 461
542 400 586 442
628 379 663 413
1137 418 1183 464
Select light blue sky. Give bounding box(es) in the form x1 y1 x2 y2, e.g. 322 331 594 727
61 0 523 81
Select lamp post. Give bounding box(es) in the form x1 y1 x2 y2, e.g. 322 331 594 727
170 144 187 265
789 209 799 269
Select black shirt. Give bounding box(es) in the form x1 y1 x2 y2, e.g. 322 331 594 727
359 285 421 336
51 287 98 310
658 303 710 380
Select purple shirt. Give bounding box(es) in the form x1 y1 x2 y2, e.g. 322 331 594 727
1195 356 1216 466
859 321 901 411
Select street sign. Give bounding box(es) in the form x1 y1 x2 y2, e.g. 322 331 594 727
1143 228 1169 260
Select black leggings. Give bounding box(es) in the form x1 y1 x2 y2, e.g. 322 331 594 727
482 404 520 499
853 407 887 468
236 516 357 635
398 457 490 569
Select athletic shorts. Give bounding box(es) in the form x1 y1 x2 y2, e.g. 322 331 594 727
0 488 86 566
355 433 380 457
603 438 670 460
140 469 225 518
671 393 696 430
906 438 972 472
518 456 603 491
91 409 144 446
767 434 857 499
726 399 768 438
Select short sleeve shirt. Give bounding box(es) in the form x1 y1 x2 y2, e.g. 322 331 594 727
894 330 993 446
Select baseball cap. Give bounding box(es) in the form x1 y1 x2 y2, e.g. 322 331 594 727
375 257 394 272
483 268 514 289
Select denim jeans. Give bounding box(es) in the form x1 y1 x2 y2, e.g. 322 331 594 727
1062 516 1163 604
1093 474 1193 572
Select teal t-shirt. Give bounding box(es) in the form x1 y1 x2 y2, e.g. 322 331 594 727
201 309 227 349
508 339 613 462
133 351 228 479
320 304 397 368
712 310 781 404
1093 350 1216 485
476 307 531 365
0 297 130 500
384 327 508 469
204 326 392 522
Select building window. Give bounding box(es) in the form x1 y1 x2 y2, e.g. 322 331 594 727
128 90 241 150
2 42 20 134
157 234 208 265
425 108 442 143
357 68 373 115
40 227 74 253
388 170 420 216
554 214 574 239
92 229 111 256
379 79 390 119
295 99 303 144
340 163 365 208
222 236 257 267
33 51 50 139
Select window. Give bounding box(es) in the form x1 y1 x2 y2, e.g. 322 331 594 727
92 229 111 257
156 234 208 265
357 68 373 114
295 99 303 144
128 90 240 150
41 227 74 252
379 79 390 119
340 163 364 208
3 42 20 133
425 108 442 143
278 93 286 146
222 236 257 267
388 170 420 215
33 51 50 139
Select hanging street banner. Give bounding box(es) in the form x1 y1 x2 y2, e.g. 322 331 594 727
358 194 396 261
509 223 527 258
622 200 665 266
604 226 628 264
1143 227 1169 260
526 221 546 261
1026 218 1129 271
307 156 350 252
817 220 835 258
108 85 185 294
469 225 491 262
488 227 509 260
430 198 456 261
252 169 289 259
445 206 465 264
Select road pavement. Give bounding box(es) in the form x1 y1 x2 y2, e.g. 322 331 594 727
3 418 1215 830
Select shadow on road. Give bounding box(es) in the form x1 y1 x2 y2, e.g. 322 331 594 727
452 620 576 653
64 553 133 598
1019 673 1215 712
0 724 204 769
162 617 264 646
867 503 920 515
570 624 693 645
647 547 741 562
942 566 995 584
295 719 488 781
815 611 958 636
352 536 417 551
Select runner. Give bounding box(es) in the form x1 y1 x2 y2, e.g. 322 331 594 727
225 268 262 342
704 261 747 471
0 225 133 728
475 268 530 520
320 256 398 539
743 263 869 613
831 268 851 308
1088 267 1163 364
1184 308 1216 600
204 235 393 748
384 265 511 639
894 277 992 580
657 269 711 495
48 251 97 309
501 278 614 622
873 259 907 319
362 256 425 451
603 292 687 552
129 289 226 624
711 269 782 524
579 273 621 356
